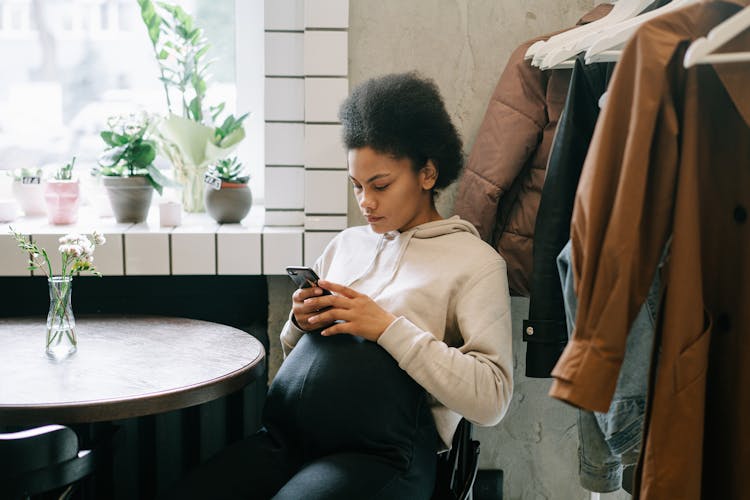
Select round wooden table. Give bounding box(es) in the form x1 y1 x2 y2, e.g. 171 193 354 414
0 316 266 425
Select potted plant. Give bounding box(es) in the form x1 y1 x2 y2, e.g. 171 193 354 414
138 0 248 213
44 158 80 225
204 156 252 223
96 112 175 223
11 167 46 216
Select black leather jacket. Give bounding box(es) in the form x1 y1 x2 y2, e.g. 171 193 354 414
523 55 616 378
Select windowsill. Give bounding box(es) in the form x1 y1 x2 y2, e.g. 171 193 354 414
0 204 312 277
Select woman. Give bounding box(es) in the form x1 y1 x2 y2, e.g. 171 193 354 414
168 72 512 500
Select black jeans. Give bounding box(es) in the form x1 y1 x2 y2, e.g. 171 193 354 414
164 333 439 499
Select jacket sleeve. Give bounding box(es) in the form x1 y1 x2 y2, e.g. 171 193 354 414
377 259 513 426
454 40 548 242
549 28 679 412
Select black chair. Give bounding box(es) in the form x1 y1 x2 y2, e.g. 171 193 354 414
0 425 103 499
432 419 481 500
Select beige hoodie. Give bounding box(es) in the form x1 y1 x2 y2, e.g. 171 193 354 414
280 216 513 447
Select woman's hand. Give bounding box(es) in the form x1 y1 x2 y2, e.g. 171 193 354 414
291 286 335 332
304 280 397 342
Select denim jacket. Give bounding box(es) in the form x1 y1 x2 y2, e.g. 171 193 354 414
557 240 661 492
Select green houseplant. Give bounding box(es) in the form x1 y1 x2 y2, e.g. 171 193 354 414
96 112 174 223
138 0 248 213
204 156 252 223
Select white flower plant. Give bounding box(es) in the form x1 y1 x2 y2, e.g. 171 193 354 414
10 228 106 350
11 229 106 279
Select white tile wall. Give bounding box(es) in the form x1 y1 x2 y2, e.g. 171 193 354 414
305 215 347 231
304 31 348 76
304 0 349 29
265 168 305 210
265 32 304 76
171 217 219 275
265 0 304 30
263 227 303 274
304 124 347 168
265 210 305 226
305 78 348 122
94 233 125 276
124 231 171 276
304 231 338 266
217 226 262 275
171 233 216 275
0 232 32 276
266 122 305 165
266 78 305 121
305 170 348 214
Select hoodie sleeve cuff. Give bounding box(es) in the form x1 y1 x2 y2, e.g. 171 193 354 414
280 311 307 358
377 316 427 365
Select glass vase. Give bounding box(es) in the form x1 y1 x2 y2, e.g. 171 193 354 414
173 155 207 213
46 276 77 359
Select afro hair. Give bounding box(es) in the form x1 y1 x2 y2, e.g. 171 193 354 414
339 72 463 192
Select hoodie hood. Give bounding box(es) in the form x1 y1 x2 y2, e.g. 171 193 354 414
347 216 481 299
405 215 481 239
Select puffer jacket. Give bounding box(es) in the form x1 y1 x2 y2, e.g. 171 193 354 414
453 4 612 297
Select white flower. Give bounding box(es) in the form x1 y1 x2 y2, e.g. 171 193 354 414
92 231 106 246
59 244 83 258
59 233 83 245
79 239 94 257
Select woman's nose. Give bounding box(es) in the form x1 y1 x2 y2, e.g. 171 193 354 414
359 191 375 210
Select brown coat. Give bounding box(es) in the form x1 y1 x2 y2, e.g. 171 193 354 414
453 5 612 297
549 2 750 499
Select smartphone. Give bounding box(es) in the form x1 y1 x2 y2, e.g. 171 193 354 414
285 266 332 295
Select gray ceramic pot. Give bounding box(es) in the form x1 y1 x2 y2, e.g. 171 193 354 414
205 182 252 223
102 176 154 223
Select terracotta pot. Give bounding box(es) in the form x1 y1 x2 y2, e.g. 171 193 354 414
102 176 154 223
204 181 252 223
44 179 80 225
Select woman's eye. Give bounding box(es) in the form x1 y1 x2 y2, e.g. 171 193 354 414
351 183 362 191
374 184 389 191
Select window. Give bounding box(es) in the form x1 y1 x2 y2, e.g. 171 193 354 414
0 0 263 201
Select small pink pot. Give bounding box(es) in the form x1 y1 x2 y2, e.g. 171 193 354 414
44 179 80 225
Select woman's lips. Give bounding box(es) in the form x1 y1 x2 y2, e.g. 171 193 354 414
366 215 383 223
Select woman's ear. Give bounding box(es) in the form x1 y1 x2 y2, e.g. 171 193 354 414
420 160 438 190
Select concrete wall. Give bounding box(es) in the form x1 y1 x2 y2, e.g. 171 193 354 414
269 1 632 498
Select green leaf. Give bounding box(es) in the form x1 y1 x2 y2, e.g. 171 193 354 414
98 145 127 167
188 97 202 122
146 164 179 195
192 75 206 96
100 130 118 147
129 140 157 168
196 44 210 60
210 102 226 123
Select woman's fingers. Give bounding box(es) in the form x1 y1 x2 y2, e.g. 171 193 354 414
317 280 359 298
303 294 348 312
293 286 324 303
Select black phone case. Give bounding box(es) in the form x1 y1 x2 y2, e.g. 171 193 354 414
285 267 331 295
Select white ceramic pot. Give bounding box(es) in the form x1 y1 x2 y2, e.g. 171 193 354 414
12 181 46 216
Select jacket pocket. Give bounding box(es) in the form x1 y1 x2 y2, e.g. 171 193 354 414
674 309 712 394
